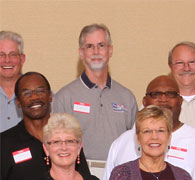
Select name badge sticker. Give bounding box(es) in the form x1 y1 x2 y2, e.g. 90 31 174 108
167 146 187 160
12 147 32 164
74 102 90 114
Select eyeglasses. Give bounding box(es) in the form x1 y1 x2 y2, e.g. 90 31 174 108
47 139 79 148
171 60 195 68
0 52 20 60
83 42 108 52
20 87 48 98
140 129 168 135
146 91 179 99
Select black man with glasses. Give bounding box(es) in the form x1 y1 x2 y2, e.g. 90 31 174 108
168 41 195 127
0 72 97 180
0 31 25 132
103 75 195 180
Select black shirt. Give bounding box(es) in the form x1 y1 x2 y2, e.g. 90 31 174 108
140 163 175 180
38 170 99 180
0 120 97 180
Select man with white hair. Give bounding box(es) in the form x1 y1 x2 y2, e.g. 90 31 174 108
0 31 25 132
53 23 138 161
168 41 195 127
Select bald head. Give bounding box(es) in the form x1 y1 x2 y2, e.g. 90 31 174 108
146 75 179 93
143 75 183 127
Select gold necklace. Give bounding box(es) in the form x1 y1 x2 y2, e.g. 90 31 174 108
139 159 166 180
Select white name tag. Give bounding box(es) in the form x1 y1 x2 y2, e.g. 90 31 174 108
167 146 187 160
74 102 90 114
12 147 32 164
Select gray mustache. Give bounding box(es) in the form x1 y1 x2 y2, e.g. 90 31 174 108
179 71 195 75
90 55 103 60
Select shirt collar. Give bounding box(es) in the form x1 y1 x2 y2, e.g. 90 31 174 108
80 71 111 89
0 85 16 100
17 120 41 142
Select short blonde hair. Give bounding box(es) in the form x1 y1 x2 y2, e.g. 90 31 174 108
43 113 82 143
136 105 173 134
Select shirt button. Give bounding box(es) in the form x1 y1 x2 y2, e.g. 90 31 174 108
7 117 10 120
100 104 103 107
8 101 10 104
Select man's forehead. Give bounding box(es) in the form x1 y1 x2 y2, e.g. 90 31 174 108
19 74 46 88
147 76 179 92
84 30 106 41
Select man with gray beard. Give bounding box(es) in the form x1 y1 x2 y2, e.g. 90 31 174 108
168 41 195 127
53 24 138 162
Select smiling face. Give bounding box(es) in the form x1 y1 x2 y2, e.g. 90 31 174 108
137 117 171 159
169 45 195 92
79 29 113 72
16 74 52 120
0 39 25 80
43 131 82 169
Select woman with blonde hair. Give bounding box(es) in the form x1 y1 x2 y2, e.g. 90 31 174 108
41 113 98 180
109 105 192 180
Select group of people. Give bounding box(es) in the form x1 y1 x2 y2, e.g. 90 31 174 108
0 23 194 180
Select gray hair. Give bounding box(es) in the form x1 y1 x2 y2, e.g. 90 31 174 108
43 113 82 143
79 23 112 48
0 31 24 54
168 41 195 65
136 105 173 134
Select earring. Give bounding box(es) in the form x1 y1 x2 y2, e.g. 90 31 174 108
168 145 170 150
44 156 50 166
138 146 141 151
77 155 80 164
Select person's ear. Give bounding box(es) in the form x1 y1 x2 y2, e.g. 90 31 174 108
78 142 83 155
15 97 21 108
19 54 26 66
179 96 183 106
136 133 141 145
78 48 84 60
43 144 49 156
108 45 113 58
142 96 147 107
49 92 52 103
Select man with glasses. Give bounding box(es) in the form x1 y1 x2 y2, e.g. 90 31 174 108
0 31 25 132
1 72 95 180
103 75 195 180
53 23 138 161
168 41 195 127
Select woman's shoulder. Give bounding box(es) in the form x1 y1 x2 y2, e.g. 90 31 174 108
114 159 138 171
109 159 141 180
167 162 192 180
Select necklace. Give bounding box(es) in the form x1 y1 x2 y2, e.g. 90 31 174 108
139 159 166 180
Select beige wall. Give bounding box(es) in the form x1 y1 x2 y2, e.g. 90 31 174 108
1 0 195 106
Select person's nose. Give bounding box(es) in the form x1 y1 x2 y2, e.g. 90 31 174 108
159 94 168 103
60 141 68 150
151 130 158 139
183 62 190 71
30 91 40 100
4 54 11 63
93 46 100 54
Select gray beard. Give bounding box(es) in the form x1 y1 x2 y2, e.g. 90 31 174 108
90 61 105 70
